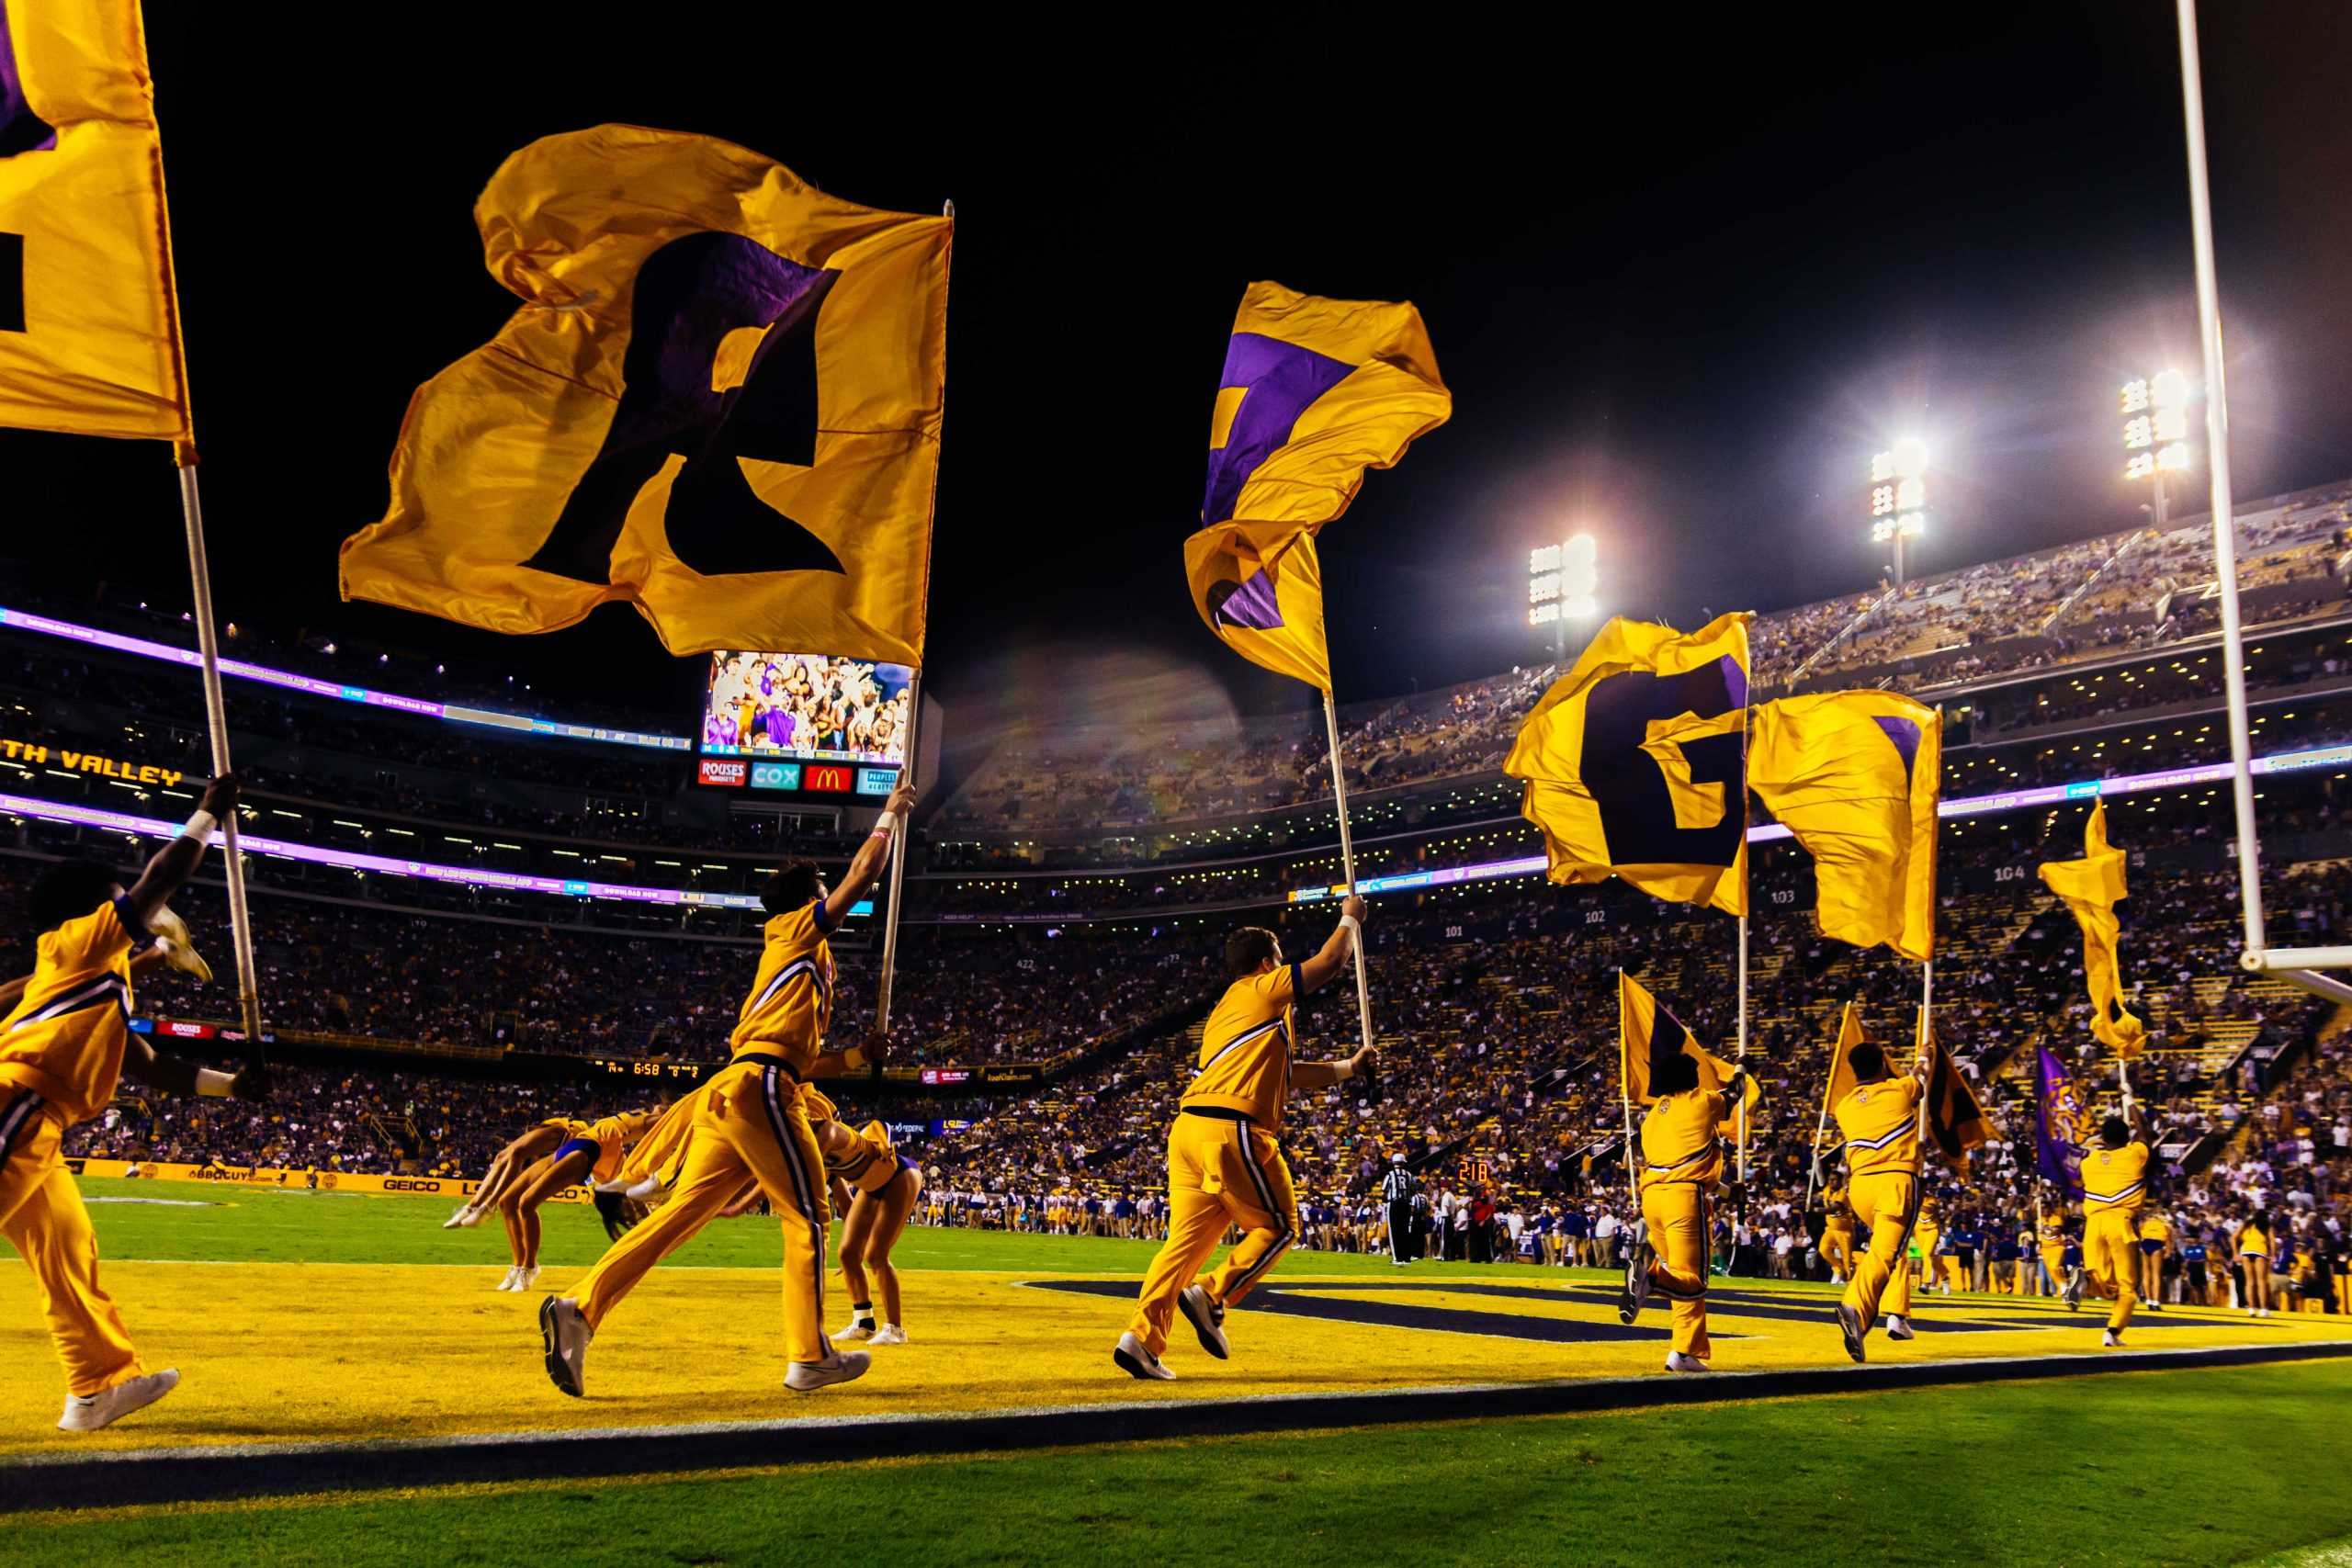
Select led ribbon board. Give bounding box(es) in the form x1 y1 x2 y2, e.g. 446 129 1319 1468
0 791 873 916
1288 741 2352 900
0 607 692 753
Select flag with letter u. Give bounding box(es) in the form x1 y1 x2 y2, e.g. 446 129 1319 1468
1507 614 1750 915
1749 691 1940 959
1617 971 1757 1131
1183 282 1450 692
0 0 189 444
2036 801 2146 1058
339 125 951 664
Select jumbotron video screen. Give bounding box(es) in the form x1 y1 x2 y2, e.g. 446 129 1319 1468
695 650 912 795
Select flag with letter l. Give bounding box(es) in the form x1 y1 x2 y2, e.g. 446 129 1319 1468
1507 614 1751 915
0 0 189 444
2036 800 2147 1058
2032 1043 2094 1201
1919 1009 1991 1171
1183 282 1450 692
338 125 951 664
1617 971 1758 1132
1749 691 1940 959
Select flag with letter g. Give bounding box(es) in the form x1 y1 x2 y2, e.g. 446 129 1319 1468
1507 614 1751 915
1183 281 1450 692
339 125 951 665
0 0 190 445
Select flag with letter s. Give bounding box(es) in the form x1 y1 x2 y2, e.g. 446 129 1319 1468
339 125 950 665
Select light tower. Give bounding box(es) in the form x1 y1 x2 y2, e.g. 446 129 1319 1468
2121 369 2195 528
1868 438 1928 585
1529 533 1599 668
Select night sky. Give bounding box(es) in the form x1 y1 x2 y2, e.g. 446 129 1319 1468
6 3 2350 742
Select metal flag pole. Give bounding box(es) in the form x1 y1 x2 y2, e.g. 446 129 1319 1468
1802 1005 1841 1215
873 666 922 1033
1734 683 1751 1186
872 195 955 1035
1320 688 1376 1056
174 460 266 1053
1617 971 1640 1210
1915 961 1934 1156
1736 913 1749 1184
2175 0 2265 971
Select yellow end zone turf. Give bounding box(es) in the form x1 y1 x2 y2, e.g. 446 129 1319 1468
2 1260 2343 1457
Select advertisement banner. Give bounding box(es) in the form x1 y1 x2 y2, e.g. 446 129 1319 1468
67 1157 594 1203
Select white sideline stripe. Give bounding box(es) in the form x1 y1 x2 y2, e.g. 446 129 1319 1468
11 1339 2348 1474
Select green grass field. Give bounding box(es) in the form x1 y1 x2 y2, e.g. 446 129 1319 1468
23 1179 2352 1566
74 1174 1620 1279
21 1362 2352 1567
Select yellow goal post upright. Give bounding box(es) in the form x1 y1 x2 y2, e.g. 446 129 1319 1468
2175 0 2352 1001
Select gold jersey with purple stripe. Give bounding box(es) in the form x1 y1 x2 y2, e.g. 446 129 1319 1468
1639 1087 1726 1190
2082 1141 2150 1217
1834 1077 1922 1179
728 899 836 1076
0 897 143 1125
1182 963 1298 1134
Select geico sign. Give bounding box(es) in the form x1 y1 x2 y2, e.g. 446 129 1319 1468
380 1178 447 1192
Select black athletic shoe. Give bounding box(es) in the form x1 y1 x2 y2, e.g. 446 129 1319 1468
1178 1283 1230 1359
592 1189 636 1242
1618 1240 1654 1325
540 1296 588 1398
1835 1303 1867 1364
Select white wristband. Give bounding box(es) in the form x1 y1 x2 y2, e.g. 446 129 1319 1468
180 809 218 843
869 817 897 843
1339 914 1362 939
195 1067 235 1098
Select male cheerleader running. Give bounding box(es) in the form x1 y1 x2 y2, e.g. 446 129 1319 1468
1 774 266 1432
1829 1031 1929 1361
1115 896 1374 1380
538 784 917 1397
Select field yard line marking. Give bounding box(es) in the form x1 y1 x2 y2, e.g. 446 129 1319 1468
6 1337 2349 1516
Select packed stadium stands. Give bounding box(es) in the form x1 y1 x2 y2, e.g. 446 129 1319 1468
8 485 2352 1303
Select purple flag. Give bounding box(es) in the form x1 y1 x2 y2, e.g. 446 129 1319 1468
2033 1044 2092 1200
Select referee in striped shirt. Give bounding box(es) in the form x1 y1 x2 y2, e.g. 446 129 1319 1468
1382 1155 1418 1266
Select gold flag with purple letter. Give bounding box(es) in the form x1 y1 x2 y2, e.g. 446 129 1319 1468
0 0 190 446
1183 282 1450 692
339 125 951 664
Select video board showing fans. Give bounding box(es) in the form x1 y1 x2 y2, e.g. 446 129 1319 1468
695 651 912 799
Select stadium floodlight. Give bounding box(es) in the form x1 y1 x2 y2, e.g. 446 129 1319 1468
1530 533 1599 657
1867 440 1928 584
2121 369 2195 526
